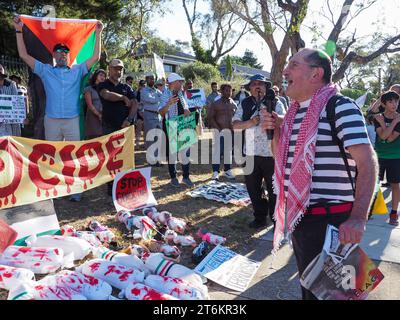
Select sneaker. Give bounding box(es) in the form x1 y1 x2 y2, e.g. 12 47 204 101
223 169 235 180
182 177 195 188
170 178 180 188
248 219 267 229
389 213 399 226
212 171 220 181
69 193 82 202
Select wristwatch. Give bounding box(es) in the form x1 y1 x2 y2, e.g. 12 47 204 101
125 116 135 124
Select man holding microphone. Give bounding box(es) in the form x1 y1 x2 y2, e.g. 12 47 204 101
232 74 286 229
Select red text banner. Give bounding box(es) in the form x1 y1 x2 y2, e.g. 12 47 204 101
0 126 135 209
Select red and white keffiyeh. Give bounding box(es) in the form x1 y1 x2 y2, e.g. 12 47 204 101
273 83 338 252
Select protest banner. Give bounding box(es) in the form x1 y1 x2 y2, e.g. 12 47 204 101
0 95 26 124
165 112 198 154
153 53 166 80
0 126 135 209
300 225 384 300
112 167 157 212
184 89 206 109
194 245 261 292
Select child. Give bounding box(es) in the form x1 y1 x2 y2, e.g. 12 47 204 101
374 91 400 225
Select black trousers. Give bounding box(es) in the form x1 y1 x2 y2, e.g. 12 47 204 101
291 211 351 300
244 156 276 224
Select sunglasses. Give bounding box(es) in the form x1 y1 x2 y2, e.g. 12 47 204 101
55 48 69 53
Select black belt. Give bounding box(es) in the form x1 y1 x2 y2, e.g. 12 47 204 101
144 109 159 114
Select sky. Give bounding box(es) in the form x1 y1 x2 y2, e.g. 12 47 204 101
151 0 400 72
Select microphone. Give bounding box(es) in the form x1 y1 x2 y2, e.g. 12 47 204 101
264 88 276 140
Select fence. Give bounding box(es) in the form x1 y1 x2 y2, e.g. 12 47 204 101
0 55 29 84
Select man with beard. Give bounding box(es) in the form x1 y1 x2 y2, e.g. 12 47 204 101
233 74 286 229
98 59 138 196
141 73 163 166
261 48 377 299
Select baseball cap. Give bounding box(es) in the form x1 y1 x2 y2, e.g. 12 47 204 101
53 43 70 52
167 73 185 83
109 59 124 68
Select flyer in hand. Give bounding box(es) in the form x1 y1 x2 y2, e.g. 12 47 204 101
300 225 384 300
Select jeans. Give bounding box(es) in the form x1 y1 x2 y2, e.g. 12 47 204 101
212 135 231 173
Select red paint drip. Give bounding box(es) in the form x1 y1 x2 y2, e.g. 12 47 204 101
36 188 41 197
42 155 47 162
84 182 87 190
11 194 16 205
50 158 55 165
53 188 58 197
45 190 49 197
67 185 71 193
0 199 2 207
4 197 8 206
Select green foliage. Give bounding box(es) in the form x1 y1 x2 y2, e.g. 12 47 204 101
191 36 216 65
225 55 233 80
180 61 221 83
340 88 374 109
241 49 263 69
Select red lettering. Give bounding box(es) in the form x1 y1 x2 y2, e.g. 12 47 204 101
28 144 60 197
76 142 105 189
59 145 76 193
0 139 23 207
106 133 125 177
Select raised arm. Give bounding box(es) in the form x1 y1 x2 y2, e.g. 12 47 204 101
13 16 35 70
86 21 103 70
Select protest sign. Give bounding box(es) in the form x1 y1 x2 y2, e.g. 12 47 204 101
184 89 206 109
113 167 157 212
153 53 166 80
0 219 17 253
165 112 198 154
300 225 384 300
0 95 26 124
0 126 135 209
194 245 261 292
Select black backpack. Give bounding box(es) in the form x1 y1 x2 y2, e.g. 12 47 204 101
325 94 357 193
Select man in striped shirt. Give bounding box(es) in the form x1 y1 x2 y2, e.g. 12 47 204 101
261 48 378 300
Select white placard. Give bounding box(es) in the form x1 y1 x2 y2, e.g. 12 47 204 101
194 245 261 292
0 95 26 124
153 53 166 80
185 88 206 109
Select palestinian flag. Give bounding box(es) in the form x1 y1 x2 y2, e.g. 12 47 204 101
0 199 60 246
19 15 99 139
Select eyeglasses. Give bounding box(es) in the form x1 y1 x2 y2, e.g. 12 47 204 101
284 60 319 70
55 48 69 54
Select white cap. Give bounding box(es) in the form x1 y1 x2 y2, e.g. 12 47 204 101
167 73 185 83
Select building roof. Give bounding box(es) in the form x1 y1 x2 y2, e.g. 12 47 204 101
220 63 270 80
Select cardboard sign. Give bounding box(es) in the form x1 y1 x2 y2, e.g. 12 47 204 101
165 112 198 154
0 95 26 124
112 167 157 212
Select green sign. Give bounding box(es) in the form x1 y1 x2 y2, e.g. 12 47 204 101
165 112 198 154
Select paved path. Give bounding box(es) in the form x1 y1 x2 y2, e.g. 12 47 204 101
209 187 400 300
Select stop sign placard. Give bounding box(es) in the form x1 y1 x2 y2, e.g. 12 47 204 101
113 167 157 211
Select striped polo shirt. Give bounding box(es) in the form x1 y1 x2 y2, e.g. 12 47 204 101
284 96 371 204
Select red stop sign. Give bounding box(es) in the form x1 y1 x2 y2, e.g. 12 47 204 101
115 171 148 210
